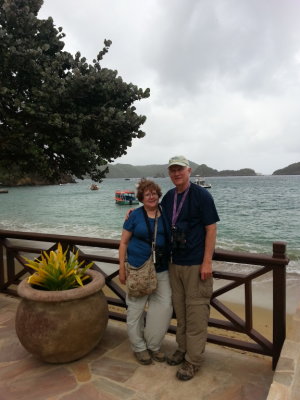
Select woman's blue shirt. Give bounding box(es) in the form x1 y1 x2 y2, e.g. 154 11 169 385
123 207 169 272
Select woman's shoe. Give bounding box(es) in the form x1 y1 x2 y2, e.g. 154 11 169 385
134 350 152 365
149 349 166 362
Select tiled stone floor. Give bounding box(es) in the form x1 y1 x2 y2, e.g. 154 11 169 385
0 294 274 400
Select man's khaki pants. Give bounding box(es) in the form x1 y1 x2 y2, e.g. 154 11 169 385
169 263 213 366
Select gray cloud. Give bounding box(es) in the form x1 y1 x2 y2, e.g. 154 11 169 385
39 0 300 174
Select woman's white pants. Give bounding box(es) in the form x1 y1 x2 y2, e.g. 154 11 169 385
126 270 173 352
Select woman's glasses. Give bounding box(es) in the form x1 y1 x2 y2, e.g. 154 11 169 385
144 192 158 198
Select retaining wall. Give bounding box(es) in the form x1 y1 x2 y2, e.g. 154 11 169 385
267 303 300 400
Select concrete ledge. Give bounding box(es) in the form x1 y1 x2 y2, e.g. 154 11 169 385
267 305 300 400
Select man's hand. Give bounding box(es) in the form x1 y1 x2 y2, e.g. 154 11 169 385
125 208 134 220
200 223 216 280
200 261 213 281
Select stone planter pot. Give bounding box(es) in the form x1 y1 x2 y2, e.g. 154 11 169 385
15 269 108 363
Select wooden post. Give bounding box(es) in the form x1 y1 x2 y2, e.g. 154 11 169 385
0 239 4 289
272 241 287 369
6 247 16 286
245 282 253 331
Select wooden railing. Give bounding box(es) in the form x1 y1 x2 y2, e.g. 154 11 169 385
0 229 289 369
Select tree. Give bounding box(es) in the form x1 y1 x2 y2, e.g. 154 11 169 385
0 0 150 183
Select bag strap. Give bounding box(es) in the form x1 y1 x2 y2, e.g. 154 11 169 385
142 207 159 263
142 207 155 243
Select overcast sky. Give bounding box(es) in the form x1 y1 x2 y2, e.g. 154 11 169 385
39 0 300 175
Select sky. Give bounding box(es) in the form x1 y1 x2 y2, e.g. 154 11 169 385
39 0 300 175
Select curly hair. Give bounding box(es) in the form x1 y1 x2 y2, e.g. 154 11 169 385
136 179 162 202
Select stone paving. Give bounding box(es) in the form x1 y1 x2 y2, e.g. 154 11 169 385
0 294 274 400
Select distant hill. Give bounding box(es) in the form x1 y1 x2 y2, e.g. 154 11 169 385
218 168 256 176
272 162 300 175
192 164 219 177
0 168 75 186
192 164 256 177
106 162 257 178
106 161 199 178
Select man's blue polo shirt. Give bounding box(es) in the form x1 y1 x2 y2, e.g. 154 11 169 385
161 182 220 266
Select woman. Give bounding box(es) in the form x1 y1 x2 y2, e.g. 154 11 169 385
119 179 173 365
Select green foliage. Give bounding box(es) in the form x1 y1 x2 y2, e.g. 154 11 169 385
0 0 150 183
24 243 94 291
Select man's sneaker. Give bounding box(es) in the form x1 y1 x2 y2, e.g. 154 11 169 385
149 349 166 362
134 350 152 365
176 360 199 381
166 350 185 366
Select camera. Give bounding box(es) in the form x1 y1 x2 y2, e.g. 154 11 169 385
171 226 186 250
155 246 168 266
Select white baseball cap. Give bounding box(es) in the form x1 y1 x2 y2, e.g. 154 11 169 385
168 155 190 168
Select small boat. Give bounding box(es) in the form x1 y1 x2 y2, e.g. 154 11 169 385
194 177 212 189
90 184 99 190
0 189 8 194
115 190 139 205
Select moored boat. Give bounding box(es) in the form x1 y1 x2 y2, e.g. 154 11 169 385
194 177 212 189
115 190 139 205
90 184 99 190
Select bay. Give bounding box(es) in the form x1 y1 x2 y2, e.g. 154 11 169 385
0 175 299 276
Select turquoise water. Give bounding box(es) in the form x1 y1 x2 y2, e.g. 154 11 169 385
0 175 299 274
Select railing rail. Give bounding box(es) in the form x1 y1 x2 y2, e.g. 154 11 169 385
0 229 288 369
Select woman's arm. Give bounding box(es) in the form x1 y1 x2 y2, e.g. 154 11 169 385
118 229 132 284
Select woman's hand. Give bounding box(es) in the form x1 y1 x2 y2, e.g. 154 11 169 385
119 267 126 285
119 229 132 285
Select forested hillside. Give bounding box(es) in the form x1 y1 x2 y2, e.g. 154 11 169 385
272 162 300 175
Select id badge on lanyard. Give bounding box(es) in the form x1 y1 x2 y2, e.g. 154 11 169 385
172 184 190 228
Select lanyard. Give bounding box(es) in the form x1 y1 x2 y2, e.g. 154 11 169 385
172 184 190 227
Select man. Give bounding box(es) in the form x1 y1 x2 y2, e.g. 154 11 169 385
161 155 219 381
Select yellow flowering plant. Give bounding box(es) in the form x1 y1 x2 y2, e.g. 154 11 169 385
24 243 94 291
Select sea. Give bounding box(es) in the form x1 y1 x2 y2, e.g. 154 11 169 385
0 175 299 276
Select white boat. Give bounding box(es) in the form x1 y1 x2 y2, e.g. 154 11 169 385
194 177 212 189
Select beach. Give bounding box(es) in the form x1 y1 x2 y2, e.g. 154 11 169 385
209 301 294 344
209 261 300 346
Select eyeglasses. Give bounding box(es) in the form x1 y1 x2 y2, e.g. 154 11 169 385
144 192 158 198
168 166 187 174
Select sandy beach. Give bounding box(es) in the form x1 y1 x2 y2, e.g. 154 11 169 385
209 265 300 346
209 300 294 343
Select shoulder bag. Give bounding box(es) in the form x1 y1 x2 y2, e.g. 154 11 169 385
126 208 158 297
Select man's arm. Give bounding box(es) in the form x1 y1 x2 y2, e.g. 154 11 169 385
200 223 217 280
